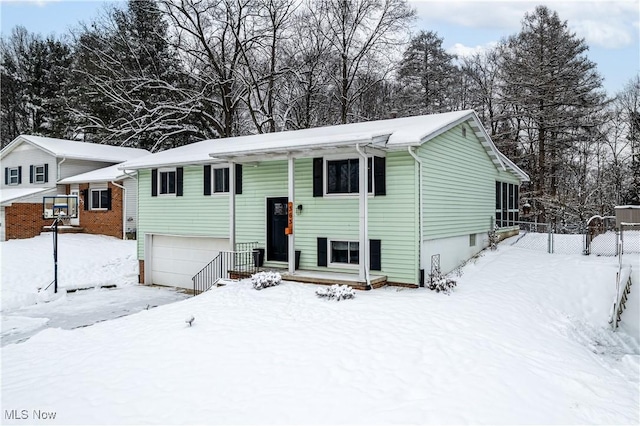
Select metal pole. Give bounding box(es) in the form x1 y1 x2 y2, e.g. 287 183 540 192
54 218 59 293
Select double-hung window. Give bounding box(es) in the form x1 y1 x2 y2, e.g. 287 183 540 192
160 169 176 195
7 167 19 185
213 167 230 193
326 157 373 195
34 165 46 183
330 240 359 265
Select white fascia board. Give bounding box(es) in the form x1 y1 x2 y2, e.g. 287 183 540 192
118 158 225 171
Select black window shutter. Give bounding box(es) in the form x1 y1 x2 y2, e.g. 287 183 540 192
203 165 212 195
44 164 49 183
82 189 89 211
4 168 7 185
317 237 327 267
176 167 184 196
17 166 21 184
151 169 158 196
370 239 381 271
235 164 242 194
106 188 112 210
313 157 323 197
374 157 386 196
30 165 34 183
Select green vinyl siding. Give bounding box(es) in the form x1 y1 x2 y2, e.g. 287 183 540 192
419 123 520 240
236 154 418 285
137 166 230 258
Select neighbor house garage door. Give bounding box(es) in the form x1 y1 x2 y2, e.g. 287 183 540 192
150 235 231 289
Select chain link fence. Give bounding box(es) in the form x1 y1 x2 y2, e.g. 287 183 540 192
508 220 638 257
620 224 640 255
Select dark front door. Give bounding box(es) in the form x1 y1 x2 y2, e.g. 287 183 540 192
267 197 288 262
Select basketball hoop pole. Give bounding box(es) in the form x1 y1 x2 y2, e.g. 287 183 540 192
53 217 59 293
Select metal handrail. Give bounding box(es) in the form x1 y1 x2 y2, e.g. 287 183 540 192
192 248 259 295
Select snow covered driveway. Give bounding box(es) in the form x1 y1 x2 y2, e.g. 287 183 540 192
1 244 638 424
1 234 189 345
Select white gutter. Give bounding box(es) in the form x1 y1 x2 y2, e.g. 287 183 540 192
408 147 424 287
355 143 371 289
110 180 127 240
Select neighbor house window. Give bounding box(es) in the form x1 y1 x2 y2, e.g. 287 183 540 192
495 181 519 228
7 167 20 185
330 240 359 265
213 167 229 193
326 158 373 195
160 169 176 195
91 188 109 210
34 165 46 183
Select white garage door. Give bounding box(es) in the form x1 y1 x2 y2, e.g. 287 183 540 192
150 235 231 289
0 207 5 242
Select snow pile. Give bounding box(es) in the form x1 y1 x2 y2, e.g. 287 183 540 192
1 234 139 311
1 245 638 424
316 284 356 300
251 271 281 290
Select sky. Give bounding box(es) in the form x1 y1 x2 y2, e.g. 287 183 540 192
0 0 638 95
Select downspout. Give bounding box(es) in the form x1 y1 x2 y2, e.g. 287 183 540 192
408 147 424 287
355 143 371 289
57 157 66 185
111 180 126 240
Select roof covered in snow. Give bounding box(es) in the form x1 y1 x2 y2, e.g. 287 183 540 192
0 135 150 163
59 164 135 184
1 187 56 205
120 110 528 181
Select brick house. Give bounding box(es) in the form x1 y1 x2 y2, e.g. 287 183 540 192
0 135 148 241
59 164 139 240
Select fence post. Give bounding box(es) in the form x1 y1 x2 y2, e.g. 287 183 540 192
620 225 624 255
547 223 553 254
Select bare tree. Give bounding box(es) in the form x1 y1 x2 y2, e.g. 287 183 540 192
308 0 414 124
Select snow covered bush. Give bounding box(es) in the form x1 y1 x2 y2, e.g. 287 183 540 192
428 271 457 295
316 284 356 301
251 271 282 290
488 225 499 250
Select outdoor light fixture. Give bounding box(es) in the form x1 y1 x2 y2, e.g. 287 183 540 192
297 204 303 214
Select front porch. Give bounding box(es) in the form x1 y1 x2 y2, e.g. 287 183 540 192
230 267 387 290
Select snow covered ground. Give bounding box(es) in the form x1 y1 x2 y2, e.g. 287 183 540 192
1 234 189 345
2 241 638 425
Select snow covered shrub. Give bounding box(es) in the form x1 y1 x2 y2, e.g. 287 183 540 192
251 271 282 290
488 225 499 250
316 284 356 301
428 271 457 295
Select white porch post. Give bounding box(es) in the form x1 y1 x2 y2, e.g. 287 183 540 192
288 155 295 274
229 162 236 251
356 145 370 284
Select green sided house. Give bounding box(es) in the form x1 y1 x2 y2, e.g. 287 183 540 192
121 110 528 291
